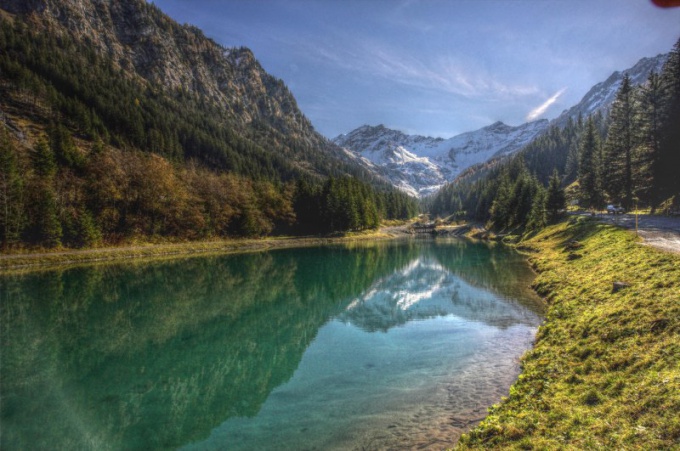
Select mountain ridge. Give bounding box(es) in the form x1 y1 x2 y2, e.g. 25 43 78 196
0 0 381 182
551 53 668 128
0 0 418 249
333 119 549 197
1 0 299 126
333 52 669 197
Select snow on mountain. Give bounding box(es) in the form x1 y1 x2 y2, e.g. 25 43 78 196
334 53 669 197
551 53 668 128
333 120 549 197
338 256 540 332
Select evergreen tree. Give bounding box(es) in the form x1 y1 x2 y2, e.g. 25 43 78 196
32 138 57 178
563 117 581 184
526 187 547 232
28 181 62 247
27 137 62 247
634 71 664 205
603 74 635 209
654 37 680 206
48 121 85 169
489 175 512 229
578 117 604 210
546 169 566 222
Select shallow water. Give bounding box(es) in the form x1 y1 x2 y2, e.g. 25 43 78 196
0 238 543 450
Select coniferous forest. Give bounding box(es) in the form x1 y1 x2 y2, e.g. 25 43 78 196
429 38 680 231
1 0 677 249
0 17 417 249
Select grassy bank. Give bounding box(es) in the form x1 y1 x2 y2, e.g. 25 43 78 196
0 228 400 274
458 217 680 449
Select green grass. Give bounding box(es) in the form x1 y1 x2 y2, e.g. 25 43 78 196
0 228 400 274
457 217 680 450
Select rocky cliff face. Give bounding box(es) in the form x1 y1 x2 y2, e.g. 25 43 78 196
0 0 315 140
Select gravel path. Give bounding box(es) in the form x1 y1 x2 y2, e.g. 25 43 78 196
589 213 680 254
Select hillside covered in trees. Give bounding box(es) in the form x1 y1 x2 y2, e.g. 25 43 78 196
429 38 680 231
0 1 417 249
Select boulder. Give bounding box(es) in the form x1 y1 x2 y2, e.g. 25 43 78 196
612 281 631 293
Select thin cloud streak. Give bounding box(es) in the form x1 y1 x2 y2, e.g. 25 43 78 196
301 36 539 101
526 88 567 121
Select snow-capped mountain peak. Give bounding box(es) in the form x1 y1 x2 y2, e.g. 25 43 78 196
334 53 668 198
333 120 548 197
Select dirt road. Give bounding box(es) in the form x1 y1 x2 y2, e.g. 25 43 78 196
591 213 680 254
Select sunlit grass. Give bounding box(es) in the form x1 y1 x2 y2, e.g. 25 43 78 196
0 227 404 274
457 217 680 449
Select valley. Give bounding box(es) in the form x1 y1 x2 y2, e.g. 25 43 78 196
1 0 679 450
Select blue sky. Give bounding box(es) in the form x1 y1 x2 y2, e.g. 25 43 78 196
149 0 680 139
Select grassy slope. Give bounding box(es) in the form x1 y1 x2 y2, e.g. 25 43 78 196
458 217 680 449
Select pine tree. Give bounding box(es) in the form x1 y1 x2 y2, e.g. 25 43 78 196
654 37 680 206
28 137 62 247
546 169 566 222
32 137 57 178
635 71 664 205
30 181 62 247
564 117 580 184
603 74 635 209
526 187 547 231
578 117 604 210
490 175 512 229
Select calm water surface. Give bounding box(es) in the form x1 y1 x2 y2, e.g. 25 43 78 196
0 238 543 450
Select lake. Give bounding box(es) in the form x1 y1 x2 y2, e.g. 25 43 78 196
0 238 543 450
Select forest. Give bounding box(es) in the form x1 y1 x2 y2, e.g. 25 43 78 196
0 18 417 249
429 38 680 232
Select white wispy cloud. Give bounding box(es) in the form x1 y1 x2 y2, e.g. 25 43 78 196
300 35 538 101
526 88 567 121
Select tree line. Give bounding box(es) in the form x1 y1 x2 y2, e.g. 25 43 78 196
579 42 680 212
0 125 417 248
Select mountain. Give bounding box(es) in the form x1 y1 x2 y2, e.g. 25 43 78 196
339 256 540 332
0 0 380 181
428 42 680 224
1 0 302 132
551 53 668 128
333 120 549 197
333 52 669 198
0 0 417 248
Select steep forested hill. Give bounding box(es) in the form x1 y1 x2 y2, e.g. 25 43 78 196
0 0 417 248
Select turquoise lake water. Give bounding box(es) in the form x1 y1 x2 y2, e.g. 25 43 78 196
0 238 543 450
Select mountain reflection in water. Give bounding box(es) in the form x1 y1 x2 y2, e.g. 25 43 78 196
0 238 543 451
340 254 540 332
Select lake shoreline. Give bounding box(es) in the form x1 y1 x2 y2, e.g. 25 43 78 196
457 217 680 449
0 227 414 274
1 234 541 450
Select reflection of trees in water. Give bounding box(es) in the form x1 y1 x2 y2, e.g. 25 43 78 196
339 240 543 333
0 242 420 450
431 239 542 308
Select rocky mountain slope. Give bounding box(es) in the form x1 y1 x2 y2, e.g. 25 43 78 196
0 0 375 182
0 0 420 249
334 52 668 197
551 53 668 128
334 120 548 197
1 0 303 133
